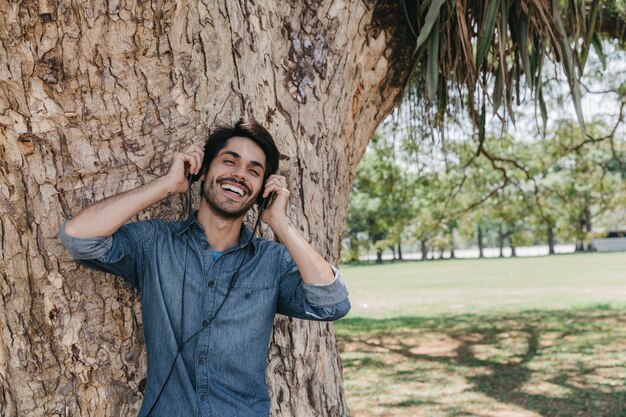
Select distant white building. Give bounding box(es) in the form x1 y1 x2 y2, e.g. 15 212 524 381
592 230 626 252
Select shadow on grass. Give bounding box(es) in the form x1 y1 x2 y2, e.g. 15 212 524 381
337 307 626 417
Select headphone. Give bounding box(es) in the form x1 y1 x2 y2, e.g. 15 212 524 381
143 160 275 416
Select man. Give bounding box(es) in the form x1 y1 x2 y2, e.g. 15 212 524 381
59 118 351 417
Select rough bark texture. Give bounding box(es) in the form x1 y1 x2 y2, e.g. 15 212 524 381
0 1 412 416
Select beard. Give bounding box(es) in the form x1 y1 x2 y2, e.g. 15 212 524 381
202 176 257 220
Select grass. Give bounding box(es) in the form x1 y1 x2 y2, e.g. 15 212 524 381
335 252 626 417
339 252 626 317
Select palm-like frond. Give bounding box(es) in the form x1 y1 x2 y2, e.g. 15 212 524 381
399 0 626 133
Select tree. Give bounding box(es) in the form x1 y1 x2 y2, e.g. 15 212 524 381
0 2 413 416
344 130 416 263
2 1 621 416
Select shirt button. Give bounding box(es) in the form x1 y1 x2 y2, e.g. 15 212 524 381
245 292 251 300
202 319 209 327
208 281 214 288
200 394 207 401
198 358 205 365
202 242 209 250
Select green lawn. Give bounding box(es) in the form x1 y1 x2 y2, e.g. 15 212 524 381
335 252 626 417
339 252 626 317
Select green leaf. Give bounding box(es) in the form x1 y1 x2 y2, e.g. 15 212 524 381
591 32 607 70
499 0 509 51
427 22 440 102
507 66 516 126
493 64 503 113
517 14 531 88
538 86 547 134
414 0 447 55
552 2 586 131
475 0 501 68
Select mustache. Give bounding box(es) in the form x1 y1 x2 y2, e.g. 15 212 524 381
216 177 252 196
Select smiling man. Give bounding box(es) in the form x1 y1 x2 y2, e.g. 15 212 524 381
59 118 351 417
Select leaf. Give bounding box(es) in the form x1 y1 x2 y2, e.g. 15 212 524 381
552 2 586 131
493 64 503 113
536 70 547 135
507 66 516 126
591 32 607 70
517 13 532 87
475 0 501 68
427 21 440 102
414 0 447 55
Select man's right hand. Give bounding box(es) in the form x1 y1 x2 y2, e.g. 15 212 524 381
164 144 206 194
64 143 206 238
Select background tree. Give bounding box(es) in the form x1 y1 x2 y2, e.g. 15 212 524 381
344 132 414 263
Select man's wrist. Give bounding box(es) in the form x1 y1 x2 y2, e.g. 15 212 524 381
266 215 292 238
156 174 185 197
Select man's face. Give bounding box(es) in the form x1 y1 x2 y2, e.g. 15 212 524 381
202 136 266 219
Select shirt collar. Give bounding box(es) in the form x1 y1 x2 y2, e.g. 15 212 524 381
177 211 258 253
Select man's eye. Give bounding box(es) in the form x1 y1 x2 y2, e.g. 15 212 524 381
224 160 234 165
250 170 260 177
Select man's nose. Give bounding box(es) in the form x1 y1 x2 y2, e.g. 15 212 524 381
231 164 248 180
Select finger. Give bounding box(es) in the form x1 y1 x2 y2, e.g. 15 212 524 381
265 176 287 189
190 150 202 174
184 143 204 153
267 174 286 184
263 183 288 198
263 183 279 198
181 146 204 173
181 150 201 174
178 152 199 176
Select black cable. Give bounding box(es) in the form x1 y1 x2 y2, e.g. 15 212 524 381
144 186 266 417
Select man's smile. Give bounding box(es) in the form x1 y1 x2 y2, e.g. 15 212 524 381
217 178 252 200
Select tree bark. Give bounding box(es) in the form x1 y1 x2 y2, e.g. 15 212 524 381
498 226 505 258
449 229 456 259
397 241 403 260
584 204 594 251
477 226 485 258
0 1 413 416
548 226 556 255
375 249 383 264
420 239 428 261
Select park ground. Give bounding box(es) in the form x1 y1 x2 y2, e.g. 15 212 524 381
336 252 626 417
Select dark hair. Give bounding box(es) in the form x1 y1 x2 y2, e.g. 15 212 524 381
200 118 280 204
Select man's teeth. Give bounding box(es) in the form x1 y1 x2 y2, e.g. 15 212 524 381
222 183 244 196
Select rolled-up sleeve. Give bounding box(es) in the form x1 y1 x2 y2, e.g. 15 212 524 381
58 220 156 290
276 249 351 321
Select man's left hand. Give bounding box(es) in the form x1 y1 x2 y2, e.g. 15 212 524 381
260 174 290 229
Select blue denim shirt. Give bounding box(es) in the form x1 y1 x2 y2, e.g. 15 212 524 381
59 212 350 417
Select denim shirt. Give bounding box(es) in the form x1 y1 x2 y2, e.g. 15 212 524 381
59 212 350 417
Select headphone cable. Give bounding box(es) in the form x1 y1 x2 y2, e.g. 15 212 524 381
144 187 265 416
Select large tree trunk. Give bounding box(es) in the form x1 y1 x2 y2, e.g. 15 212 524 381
0 1 412 416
